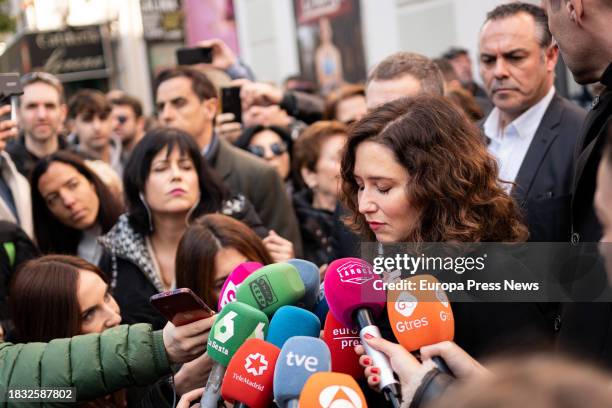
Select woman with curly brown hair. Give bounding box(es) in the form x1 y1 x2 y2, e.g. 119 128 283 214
339 95 551 368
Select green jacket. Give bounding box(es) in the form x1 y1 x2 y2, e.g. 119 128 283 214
0 324 171 407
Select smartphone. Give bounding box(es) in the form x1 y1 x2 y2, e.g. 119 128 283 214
150 288 215 326
176 47 213 65
221 86 242 123
0 73 22 122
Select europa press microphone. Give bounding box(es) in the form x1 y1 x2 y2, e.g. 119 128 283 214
387 274 455 375
200 302 269 408
217 262 263 310
322 311 364 379
221 338 280 408
298 372 367 408
273 336 331 408
266 305 321 348
324 257 401 408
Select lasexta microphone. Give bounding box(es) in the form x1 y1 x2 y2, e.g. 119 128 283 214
200 301 269 408
266 305 321 348
217 261 263 310
324 257 400 407
221 338 280 408
273 336 331 408
236 263 305 316
287 258 320 309
322 311 364 379
298 372 367 408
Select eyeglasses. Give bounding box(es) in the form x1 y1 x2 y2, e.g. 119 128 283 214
248 142 288 158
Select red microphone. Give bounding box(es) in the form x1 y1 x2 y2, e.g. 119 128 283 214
322 311 364 379
221 338 280 408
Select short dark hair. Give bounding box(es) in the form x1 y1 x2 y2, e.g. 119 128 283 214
441 47 469 60
433 58 459 84
367 52 444 96
10 255 109 343
325 84 366 120
30 151 123 255
19 71 65 104
485 2 553 48
154 66 218 103
67 89 112 120
109 93 143 118
123 127 228 235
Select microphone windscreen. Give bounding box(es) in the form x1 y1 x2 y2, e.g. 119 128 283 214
298 372 367 408
287 258 320 310
322 311 364 379
387 274 454 352
273 336 331 408
312 283 329 325
221 338 280 408
266 305 321 348
218 262 263 311
207 301 269 367
236 263 305 316
324 257 385 328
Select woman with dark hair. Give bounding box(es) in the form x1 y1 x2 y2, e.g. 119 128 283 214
99 127 264 329
30 151 123 263
338 95 551 404
292 120 347 266
176 213 274 309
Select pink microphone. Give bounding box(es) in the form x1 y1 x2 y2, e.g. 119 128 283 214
218 262 263 311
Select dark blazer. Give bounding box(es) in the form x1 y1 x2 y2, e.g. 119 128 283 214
208 138 303 255
510 93 586 243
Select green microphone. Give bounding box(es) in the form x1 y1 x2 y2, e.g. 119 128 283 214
201 301 269 408
236 263 306 316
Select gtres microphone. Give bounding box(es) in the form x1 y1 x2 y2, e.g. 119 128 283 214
324 257 401 408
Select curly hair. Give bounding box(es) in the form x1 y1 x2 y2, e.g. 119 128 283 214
340 95 528 243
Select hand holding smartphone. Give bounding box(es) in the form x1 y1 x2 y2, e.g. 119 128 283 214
150 288 215 326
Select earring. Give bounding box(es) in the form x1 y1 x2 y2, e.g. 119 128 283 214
139 192 155 233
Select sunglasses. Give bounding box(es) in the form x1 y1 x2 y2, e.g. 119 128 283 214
248 142 287 158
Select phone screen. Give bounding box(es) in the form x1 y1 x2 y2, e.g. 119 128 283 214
221 86 242 123
176 47 214 65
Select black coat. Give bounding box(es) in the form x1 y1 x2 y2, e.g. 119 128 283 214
293 189 334 266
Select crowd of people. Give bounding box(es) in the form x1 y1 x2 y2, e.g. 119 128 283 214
1 0 612 407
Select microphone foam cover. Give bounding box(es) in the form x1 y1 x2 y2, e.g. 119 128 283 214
273 336 331 408
298 372 367 408
324 257 385 328
236 263 305 316
387 274 454 352
266 305 321 348
312 283 329 325
322 311 364 379
221 338 280 408
207 301 269 366
218 262 263 311
287 258 320 310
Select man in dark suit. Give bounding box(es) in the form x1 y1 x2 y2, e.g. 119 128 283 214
479 3 586 243
542 0 612 365
154 67 302 254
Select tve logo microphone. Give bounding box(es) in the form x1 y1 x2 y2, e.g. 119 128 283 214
285 352 320 372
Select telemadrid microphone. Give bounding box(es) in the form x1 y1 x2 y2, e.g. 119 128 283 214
217 262 263 311
298 372 367 408
287 258 320 310
266 305 321 348
221 338 280 408
200 301 269 408
274 336 331 408
387 274 455 375
324 257 401 408
235 263 305 316
322 311 364 379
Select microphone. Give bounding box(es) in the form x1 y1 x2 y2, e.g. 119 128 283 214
200 301 269 408
235 263 305 316
221 338 280 408
322 311 364 379
387 274 455 375
298 372 367 408
313 282 330 324
273 336 331 408
266 305 321 348
324 257 401 408
218 262 263 311
287 258 320 310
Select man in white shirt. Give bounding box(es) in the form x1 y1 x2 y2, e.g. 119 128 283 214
480 2 586 242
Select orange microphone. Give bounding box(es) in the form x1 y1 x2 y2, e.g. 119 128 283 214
298 372 367 408
387 274 455 374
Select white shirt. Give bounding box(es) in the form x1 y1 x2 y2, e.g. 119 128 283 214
484 87 556 191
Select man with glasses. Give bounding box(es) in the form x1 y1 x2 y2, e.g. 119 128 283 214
6 72 68 177
109 93 145 165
